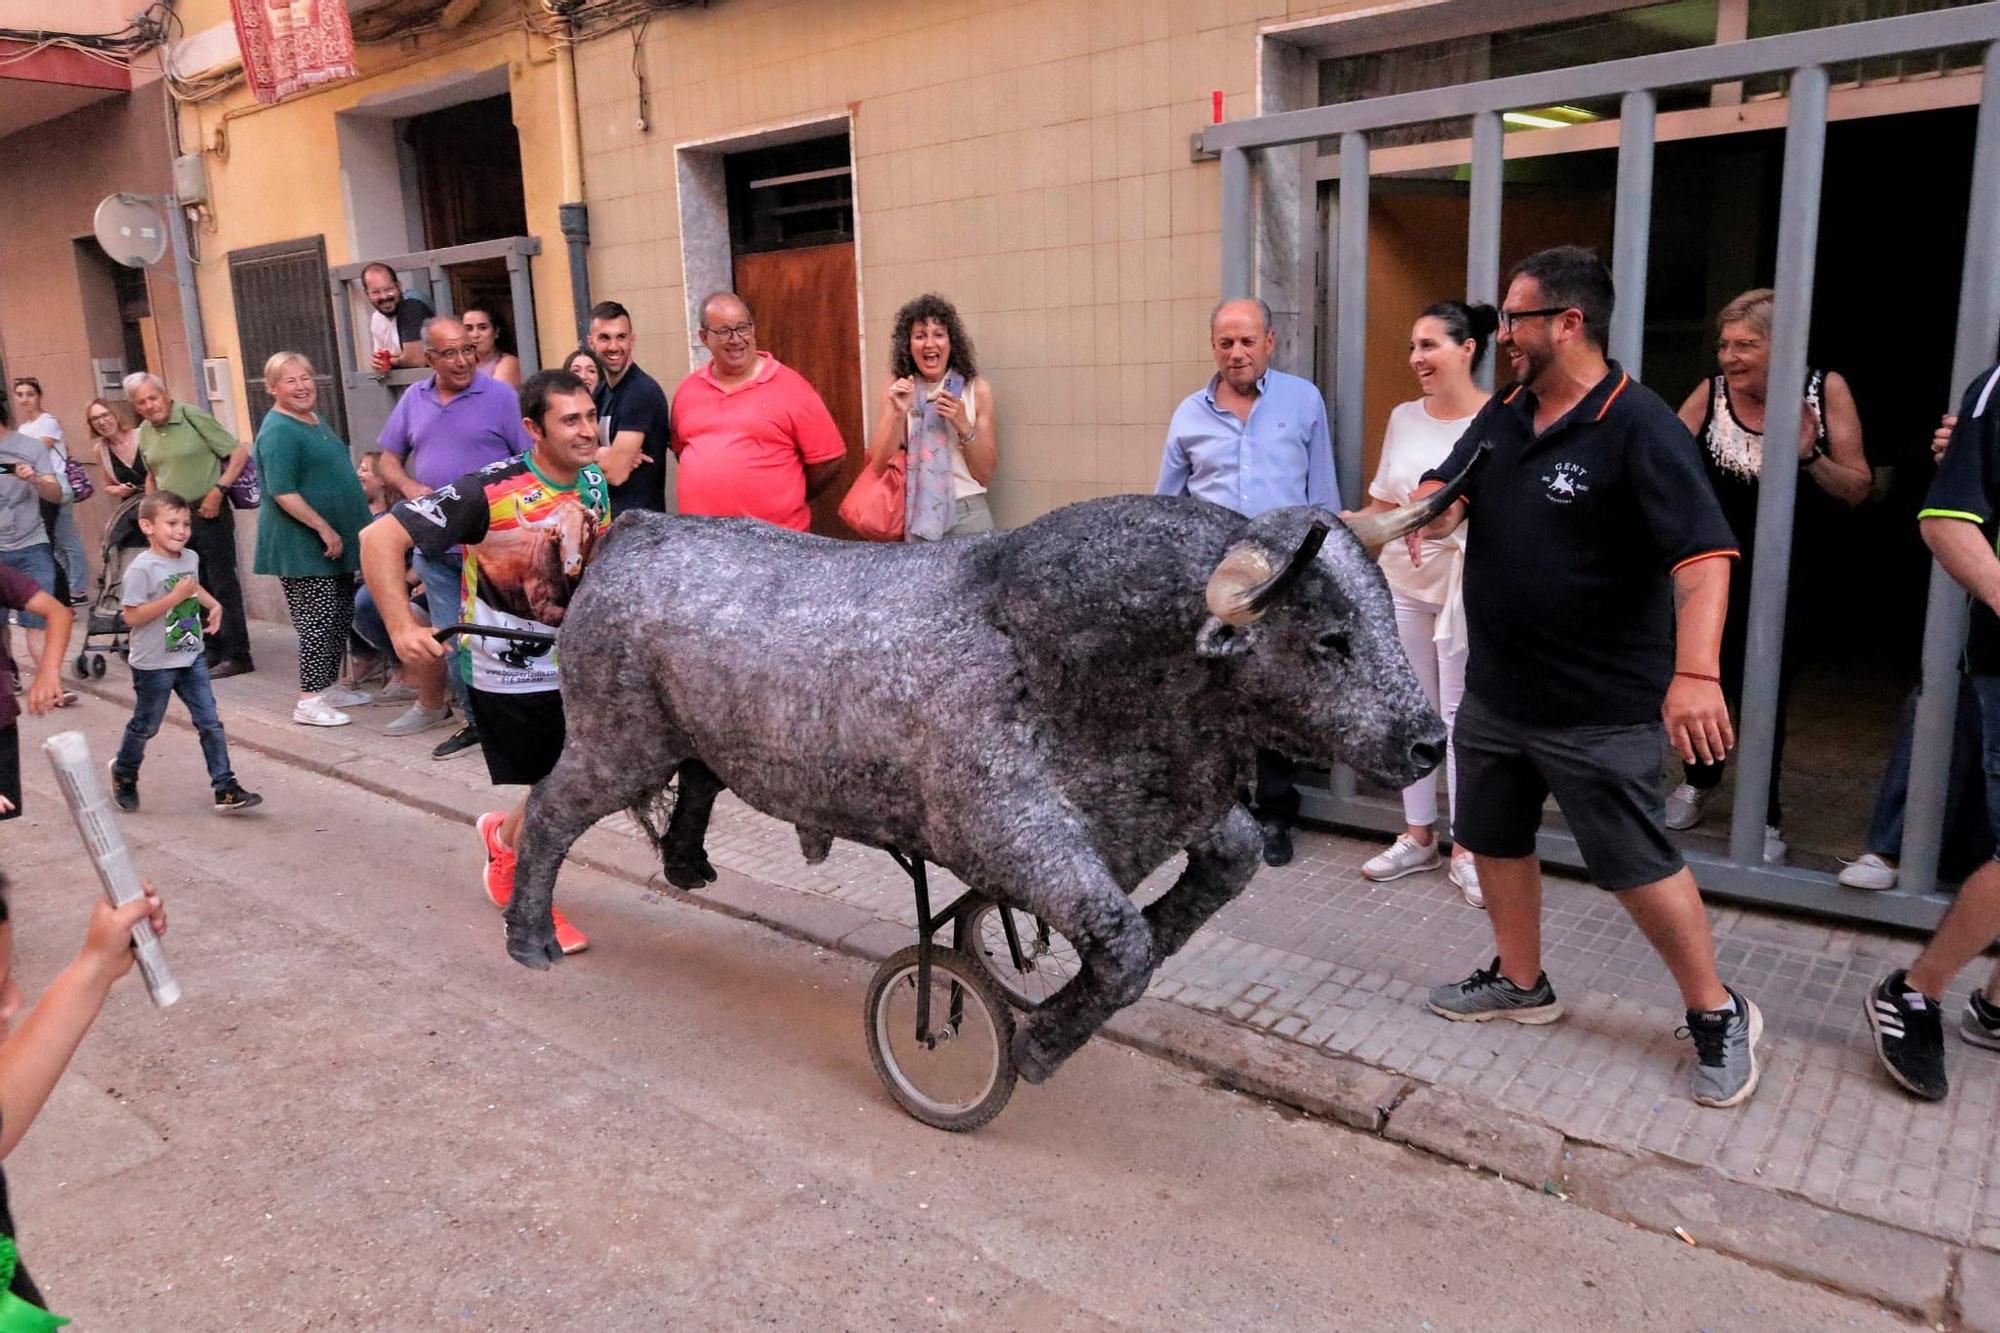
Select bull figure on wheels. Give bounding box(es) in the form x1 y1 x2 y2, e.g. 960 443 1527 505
504 477 1471 1093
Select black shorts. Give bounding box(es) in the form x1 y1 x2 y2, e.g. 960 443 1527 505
0 723 17 821
1451 690 1683 891
468 687 566 787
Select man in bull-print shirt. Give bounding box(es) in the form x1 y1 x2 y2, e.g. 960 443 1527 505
362 368 610 957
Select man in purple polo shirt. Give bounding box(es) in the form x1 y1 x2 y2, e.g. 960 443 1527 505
376 315 533 760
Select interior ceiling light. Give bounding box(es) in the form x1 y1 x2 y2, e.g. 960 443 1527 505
1502 104 1602 130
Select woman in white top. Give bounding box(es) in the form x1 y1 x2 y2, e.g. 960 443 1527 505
10 378 88 606
865 293 998 539
1349 302 1497 906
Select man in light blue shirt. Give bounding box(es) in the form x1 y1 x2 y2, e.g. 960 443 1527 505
1157 297 1339 867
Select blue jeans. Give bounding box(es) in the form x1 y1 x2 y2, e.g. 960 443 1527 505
351 581 429 658
414 550 472 722
0 543 55 629
49 504 89 600
1864 680 1993 881
115 659 236 790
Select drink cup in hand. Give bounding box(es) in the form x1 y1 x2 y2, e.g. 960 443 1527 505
371 348 394 374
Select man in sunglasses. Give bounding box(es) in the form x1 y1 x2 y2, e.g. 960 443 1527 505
362 369 612 957
1408 246 1760 1110
668 291 847 531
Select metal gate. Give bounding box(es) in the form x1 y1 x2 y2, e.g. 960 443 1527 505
1204 4 2000 931
228 235 347 441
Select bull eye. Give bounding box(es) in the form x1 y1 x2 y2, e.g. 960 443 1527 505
1313 629 1351 658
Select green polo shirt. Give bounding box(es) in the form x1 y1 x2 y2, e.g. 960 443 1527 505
139 402 238 503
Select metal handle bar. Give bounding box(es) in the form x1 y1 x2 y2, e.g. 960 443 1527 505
431 622 557 648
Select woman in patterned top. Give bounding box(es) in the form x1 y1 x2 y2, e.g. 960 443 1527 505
1663 288 1868 862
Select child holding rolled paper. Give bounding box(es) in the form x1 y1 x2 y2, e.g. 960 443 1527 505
0 870 168 1326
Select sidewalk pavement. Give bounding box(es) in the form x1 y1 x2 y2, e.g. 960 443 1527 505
46 620 2000 1320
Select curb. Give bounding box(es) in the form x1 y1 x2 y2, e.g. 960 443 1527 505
65 672 1991 1325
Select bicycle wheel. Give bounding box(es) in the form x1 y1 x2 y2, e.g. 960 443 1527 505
966 900 1082 1011
864 944 1017 1132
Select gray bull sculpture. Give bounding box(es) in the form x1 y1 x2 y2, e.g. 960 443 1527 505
506 482 1468 1085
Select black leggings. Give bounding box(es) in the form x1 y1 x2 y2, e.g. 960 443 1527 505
281 576 356 695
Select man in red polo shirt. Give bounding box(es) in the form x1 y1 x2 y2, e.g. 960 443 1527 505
670 292 847 529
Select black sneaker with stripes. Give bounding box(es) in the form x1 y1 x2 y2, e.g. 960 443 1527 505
1867 970 1947 1101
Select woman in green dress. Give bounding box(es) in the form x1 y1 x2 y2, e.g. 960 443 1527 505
252 353 374 728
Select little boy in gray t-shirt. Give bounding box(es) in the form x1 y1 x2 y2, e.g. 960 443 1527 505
122 548 205 670
109 492 261 814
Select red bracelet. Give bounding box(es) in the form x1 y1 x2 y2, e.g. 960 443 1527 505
1675 670 1722 683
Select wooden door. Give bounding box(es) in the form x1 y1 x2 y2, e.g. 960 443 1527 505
733 242 864 537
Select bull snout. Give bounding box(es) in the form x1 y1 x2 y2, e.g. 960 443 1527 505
1407 732 1446 775
1368 712 1447 789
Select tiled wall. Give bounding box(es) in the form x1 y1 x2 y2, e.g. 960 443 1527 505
575 0 1367 526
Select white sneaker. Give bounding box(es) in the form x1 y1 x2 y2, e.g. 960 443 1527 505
1664 783 1710 831
384 701 453 737
292 695 352 728
1449 853 1484 909
1362 833 1441 882
370 682 419 706
1763 825 1788 866
319 683 373 708
1838 852 1898 891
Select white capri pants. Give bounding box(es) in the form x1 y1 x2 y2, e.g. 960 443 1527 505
1392 589 1466 830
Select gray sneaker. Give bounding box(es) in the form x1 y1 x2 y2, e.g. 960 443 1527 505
1683 987 1763 1108
1664 782 1711 831
1963 989 2000 1051
384 702 453 737
1428 958 1564 1024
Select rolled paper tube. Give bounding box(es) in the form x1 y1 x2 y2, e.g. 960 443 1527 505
40 731 179 1008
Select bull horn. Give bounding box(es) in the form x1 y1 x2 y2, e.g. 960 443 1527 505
1204 520 1333 625
1342 439 1494 555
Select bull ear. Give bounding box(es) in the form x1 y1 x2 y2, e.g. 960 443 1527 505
1194 616 1248 659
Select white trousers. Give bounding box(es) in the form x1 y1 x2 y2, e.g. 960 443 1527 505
1391 589 1466 830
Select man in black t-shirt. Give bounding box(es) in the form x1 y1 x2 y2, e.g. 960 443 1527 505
588 300 672 514
1411 247 1762 1110
1867 362 2000 1101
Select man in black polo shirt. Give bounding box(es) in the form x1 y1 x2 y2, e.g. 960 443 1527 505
588 300 672 514
1412 246 1762 1109
1866 362 2000 1101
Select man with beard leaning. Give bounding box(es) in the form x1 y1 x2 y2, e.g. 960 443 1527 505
1156 296 1337 869
1411 246 1762 1108
361 264 434 374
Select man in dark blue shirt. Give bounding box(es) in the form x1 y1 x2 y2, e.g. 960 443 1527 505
1412 247 1760 1110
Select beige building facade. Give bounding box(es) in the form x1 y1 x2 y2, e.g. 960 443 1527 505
568 0 1986 525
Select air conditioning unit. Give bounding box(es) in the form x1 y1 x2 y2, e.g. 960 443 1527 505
92 358 126 396
201 358 237 436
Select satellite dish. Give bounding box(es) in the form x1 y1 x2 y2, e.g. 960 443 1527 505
93 194 169 269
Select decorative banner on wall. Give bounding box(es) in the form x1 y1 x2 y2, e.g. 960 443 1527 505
229 0 359 105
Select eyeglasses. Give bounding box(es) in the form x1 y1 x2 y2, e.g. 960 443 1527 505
702 322 755 342
1499 306 1572 332
428 345 479 362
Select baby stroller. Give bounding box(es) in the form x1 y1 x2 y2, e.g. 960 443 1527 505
75 492 148 679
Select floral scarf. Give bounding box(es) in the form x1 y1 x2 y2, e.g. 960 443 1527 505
903 370 964 543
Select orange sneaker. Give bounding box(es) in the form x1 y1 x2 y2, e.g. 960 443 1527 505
551 907 589 955
476 811 513 909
